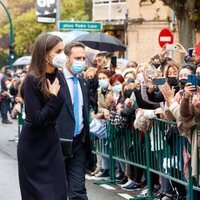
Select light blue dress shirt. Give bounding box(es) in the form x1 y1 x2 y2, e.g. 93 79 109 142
63 68 84 135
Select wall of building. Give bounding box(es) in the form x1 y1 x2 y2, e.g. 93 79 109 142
126 0 173 63
93 0 200 64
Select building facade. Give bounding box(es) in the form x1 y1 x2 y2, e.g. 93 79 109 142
92 0 182 63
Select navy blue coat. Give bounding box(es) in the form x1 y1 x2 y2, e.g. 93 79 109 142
57 72 91 151
17 70 68 200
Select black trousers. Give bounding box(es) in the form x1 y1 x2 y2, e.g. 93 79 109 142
65 134 88 200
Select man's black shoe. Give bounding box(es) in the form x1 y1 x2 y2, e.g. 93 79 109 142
2 120 13 124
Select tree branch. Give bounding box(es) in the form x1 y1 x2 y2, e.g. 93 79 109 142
185 0 196 11
160 0 175 10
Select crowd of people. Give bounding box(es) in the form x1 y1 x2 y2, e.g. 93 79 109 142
0 67 26 124
0 37 200 200
83 42 200 200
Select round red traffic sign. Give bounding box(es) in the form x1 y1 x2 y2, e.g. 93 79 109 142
158 28 174 47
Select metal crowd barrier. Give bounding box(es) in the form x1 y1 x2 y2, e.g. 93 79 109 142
90 118 200 200
17 103 24 141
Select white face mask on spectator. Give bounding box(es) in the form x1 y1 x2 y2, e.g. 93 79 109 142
99 79 109 90
112 84 122 94
115 69 122 74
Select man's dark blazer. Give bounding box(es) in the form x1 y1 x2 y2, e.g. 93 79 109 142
57 71 91 148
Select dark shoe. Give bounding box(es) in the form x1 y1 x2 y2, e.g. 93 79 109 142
122 181 142 191
95 169 109 177
92 169 109 180
91 167 101 176
153 184 161 193
11 115 17 119
115 172 125 180
116 175 128 185
2 120 13 124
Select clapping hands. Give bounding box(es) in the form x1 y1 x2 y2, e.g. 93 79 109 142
161 83 175 106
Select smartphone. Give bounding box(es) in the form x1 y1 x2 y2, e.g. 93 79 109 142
188 48 194 57
197 75 200 86
166 44 178 51
145 69 156 78
187 74 197 92
110 56 117 67
153 77 166 85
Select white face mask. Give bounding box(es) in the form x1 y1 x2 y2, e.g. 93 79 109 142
115 69 122 74
112 84 122 94
52 53 67 68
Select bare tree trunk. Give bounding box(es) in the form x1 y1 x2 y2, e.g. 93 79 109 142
161 0 196 49
84 0 92 20
177 10 196 50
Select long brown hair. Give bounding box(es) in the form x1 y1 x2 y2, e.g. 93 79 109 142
20 33 62 100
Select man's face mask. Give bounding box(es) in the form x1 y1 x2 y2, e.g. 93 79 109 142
70 60 86 74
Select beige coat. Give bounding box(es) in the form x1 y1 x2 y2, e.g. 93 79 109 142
97 85 113 113
165 96 200 183
180 98 200 184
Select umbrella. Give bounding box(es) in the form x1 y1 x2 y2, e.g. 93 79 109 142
49 31 88 44
72 32 126 52
12 56 31 66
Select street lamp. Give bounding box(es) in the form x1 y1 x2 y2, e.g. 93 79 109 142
0 0 14 66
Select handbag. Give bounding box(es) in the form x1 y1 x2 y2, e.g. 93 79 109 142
109 110 127 128
90 118 107 138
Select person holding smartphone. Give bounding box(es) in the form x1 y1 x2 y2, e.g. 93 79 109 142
176 42 200 67
17 33 68 200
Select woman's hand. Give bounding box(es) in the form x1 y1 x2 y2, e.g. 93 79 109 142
147 78 155 94
176 43 189 57
155 107 164 115
93 113 103 119
184 83 195 99
106 93 113 104
161 83 175 106
103 110 110 119
116 103 123 113
160 44 167 60
192 93 200 110
47 78 60 97
161 83 175 100
192 88 200 110
125 98 133 108
2 91 10 97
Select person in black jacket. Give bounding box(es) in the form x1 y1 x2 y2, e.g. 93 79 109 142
57 42 91 200
17 33 68 200
147 62 180 103
1 68 12 123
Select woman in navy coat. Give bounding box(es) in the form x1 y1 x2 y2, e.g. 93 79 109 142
17 33 68 200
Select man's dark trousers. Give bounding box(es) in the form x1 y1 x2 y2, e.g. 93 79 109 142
65 133 88 200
